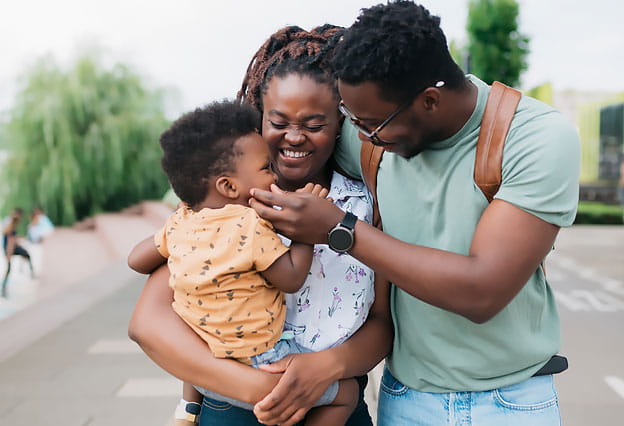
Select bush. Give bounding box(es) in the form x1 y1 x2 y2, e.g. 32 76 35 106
0 52 170 225
574 201 623 225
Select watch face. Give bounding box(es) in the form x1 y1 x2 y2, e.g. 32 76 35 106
328 227 353 252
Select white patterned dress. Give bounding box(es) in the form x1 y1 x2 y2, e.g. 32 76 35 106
282 172 375 351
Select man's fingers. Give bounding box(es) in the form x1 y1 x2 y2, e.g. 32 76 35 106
248 197 281 222
251 187 290 207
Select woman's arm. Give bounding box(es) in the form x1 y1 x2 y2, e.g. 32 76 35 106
253 273 393 425
128 264 281 404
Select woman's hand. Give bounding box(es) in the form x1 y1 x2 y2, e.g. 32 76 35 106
249 184 343 244
253 351 341 426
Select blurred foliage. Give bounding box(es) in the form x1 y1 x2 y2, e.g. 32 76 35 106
574 202 623 225
525 82 553 106
466 0 529 87
449 40 466 72
0 52 170 226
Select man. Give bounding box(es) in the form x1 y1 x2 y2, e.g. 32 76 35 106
250 1 580 424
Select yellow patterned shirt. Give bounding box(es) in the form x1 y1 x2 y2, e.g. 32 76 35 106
154 204 289 358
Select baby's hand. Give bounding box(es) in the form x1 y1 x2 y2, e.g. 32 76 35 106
295 183 330 200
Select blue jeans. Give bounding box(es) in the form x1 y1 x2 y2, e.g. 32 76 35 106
198 375 373 426
377 366 561 426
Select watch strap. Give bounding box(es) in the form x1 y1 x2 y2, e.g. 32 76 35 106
341 211 357 230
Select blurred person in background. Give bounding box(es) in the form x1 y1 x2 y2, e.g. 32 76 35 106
2 207 35 298
27 206 54 243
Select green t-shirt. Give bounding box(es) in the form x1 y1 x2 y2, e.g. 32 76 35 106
334 75 580 392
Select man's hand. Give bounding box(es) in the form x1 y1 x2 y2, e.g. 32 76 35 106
249 184 343 244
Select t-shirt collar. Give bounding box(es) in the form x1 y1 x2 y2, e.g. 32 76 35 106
428 74 489 150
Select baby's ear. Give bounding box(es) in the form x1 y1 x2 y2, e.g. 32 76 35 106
215 176 240 199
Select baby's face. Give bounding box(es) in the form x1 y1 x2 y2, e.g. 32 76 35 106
231 133 278 197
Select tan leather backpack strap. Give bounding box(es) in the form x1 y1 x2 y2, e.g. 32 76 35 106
474 81 522 202
360 142 384 228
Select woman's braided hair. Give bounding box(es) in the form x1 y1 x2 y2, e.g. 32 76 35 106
237 24 344 113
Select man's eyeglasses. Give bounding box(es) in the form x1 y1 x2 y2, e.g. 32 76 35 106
339 81 445 146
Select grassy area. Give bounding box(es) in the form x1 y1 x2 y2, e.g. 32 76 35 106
575 201 623 225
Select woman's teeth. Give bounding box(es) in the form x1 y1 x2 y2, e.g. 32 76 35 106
282 150 310 158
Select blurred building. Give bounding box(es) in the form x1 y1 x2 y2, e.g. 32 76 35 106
527 83 624 203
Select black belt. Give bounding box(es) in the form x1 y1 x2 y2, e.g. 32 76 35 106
532 355 568 376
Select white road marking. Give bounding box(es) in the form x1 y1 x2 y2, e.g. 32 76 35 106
605 376 624 400
117 377 181 397
553 291 591 311
554 290 624 312
544 269 564 282
87 338 143 354
548 255 624 299
570 290 620 312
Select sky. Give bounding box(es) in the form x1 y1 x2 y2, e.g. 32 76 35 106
1 0 623 117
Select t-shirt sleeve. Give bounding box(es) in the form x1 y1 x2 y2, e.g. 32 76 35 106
153 223 170 258
334 121 364 180
495 107 580 227
252 216 290 272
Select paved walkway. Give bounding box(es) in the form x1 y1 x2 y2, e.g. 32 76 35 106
0 202 383 425
0 216 621 425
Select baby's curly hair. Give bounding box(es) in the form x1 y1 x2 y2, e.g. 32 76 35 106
237 24 344 113
159 100 260 206
331 1 466 103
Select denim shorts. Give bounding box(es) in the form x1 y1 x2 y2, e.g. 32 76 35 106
377 366 561 426
195 338 339 411
198 375 372 426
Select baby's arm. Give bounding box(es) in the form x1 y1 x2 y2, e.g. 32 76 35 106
261 243 313 293
260 183 329 294
127 235 167 274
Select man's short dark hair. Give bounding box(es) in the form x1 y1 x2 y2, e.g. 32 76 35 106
331 1 466 102
160 100 260 206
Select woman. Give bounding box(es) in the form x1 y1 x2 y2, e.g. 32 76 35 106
129 25 392 426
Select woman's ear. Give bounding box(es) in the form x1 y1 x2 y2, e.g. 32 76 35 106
214 176 240 199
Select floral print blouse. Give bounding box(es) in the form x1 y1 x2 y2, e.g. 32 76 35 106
283 172 375 351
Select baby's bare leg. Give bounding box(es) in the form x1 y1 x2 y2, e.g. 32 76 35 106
305 378 359 426
183 381 203 403
174 382 203 425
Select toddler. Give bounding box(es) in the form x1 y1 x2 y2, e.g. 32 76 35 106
128 100 358 425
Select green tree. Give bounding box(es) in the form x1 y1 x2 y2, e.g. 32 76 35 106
1 52 170 225
466 0 529 87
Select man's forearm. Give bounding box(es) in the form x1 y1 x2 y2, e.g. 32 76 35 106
347 200 558 323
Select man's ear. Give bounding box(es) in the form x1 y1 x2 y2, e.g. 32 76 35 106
422 87 441 111
215 176 240 199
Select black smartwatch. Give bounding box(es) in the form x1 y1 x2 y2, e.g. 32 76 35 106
328 211 357 253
